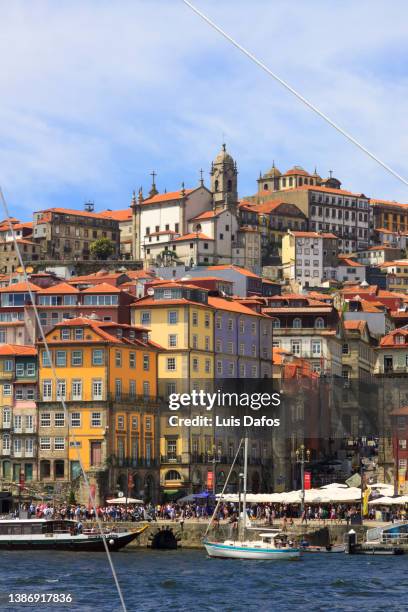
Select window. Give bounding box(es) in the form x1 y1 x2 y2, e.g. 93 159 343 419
251 322 256 335
55 413 65 427
130 380 136 398
293 318 302 329
141 311 151 326
56 379 66 400
131 416 138 430
3 408 10 427
168 311 178 325
311 340 321 356
3 384 12 397
192 311 198 326
91 412 101 427
115 350 122 367
239 320 245 334
42 380 52 401
40 413 51 427
72 380 82 400
205 359 211 373
71 350 83 366
192 358 199 372
61 328 70 340
143 381 150 397
42 351 51 367
342 343 349 355
117 415 125 430
205 313 210 328
145 417 152 431
2 434 10 451
192 334 198 349
15 363 24 377
70 412 81 427
15 388 23 401
251 344 256 357
227 318 234 331
25 438 33 454
205 336 210 351
315 317 325 329
92 379 103 400
216 316 222 330
217 360 223 375
92 349 104 366
54 437 65 450
40 437 51 450
239 343 245 356
143 354 150 371
251 365 258 377
291 340 301 355
13 415 22 431
239 363 245 377
25 415 33 430
115 379 122 400
167 357 176 371
74 328 84 341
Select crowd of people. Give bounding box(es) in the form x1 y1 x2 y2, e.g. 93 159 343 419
16 500 407 525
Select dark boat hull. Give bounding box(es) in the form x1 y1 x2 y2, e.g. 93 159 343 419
0 529 146 552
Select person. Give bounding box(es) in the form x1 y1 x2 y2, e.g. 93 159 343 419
179 508 185 532
228 513 238 539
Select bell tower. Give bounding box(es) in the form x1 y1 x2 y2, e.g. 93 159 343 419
210 143 238 210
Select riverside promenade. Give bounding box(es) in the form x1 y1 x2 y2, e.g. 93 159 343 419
90 519 391 549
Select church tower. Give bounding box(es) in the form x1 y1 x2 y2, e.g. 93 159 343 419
210 144 238 210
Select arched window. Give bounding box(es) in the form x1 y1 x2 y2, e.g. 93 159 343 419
293 318 302 329
227 179 232 191
289 177 293 186
298 177 303 186
165 470 182 481
214 179 219 191
263 183 268 191
194 223 202 232
315 317 325 329
272 319 280 329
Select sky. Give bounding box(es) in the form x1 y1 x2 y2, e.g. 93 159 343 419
1 0 408 219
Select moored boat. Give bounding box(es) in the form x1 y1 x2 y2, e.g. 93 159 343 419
345 523 408 555
300 542 345 553
0 518 147 551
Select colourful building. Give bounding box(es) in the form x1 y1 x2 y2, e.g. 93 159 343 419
37 316 161 502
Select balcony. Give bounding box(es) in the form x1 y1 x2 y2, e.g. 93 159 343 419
1 448 10 456
112 457 157 468
160 455 183 464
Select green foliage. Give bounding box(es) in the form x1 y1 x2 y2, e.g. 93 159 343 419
90 238 116 260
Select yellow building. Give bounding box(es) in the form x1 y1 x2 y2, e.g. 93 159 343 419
37 316 160 501
132 282 215 497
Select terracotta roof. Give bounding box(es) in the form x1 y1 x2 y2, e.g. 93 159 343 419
379 328 408 347
284 167 310 177
285 185 367 198
80 282 122 294
126 270 155 279
338 258 364 267
141 189 194 206
380 260 408 268
190 210 221 221
292 231 337 239
208 296 265 317
0 281 40 293
38 282 80 295
344 320 368 333
99 209 132 221
0 344 37 356
247 200 288 214
174 232 213 241
132 296 212 308
35 207 117 221
370 199 408 209
367 245 401 251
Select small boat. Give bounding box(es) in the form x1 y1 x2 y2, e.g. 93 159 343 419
204 438 299 560
205 531 300 560
300 541 345 553
0 518 147 551
345 523 408 555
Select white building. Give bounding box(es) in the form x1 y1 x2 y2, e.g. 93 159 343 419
282 231 339 288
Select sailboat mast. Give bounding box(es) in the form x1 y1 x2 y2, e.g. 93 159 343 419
241 437 248 540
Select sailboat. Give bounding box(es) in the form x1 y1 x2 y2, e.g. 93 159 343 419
204 438 300 560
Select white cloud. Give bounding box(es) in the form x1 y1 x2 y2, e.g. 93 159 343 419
1 0 408 217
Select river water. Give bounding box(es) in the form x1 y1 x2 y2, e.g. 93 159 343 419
0 549 407 611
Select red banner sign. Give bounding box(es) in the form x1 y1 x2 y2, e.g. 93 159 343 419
207 471 214 489
19 470 25 489
304 472 311 490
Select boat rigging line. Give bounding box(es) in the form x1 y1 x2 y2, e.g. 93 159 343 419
0 187 128 612
181 0 408 189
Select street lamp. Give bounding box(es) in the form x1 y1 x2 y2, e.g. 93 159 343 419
295 444 311 513
208 446 222 495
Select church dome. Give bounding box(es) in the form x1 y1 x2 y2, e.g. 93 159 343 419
284 165 310 177
214 143 234 165
264 162 281 178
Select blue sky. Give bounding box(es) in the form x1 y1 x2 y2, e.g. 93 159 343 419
1 0 408 218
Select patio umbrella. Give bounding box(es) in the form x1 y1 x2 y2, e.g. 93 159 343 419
106 497 144 504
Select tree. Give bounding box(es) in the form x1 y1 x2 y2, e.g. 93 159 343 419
90 237 116 260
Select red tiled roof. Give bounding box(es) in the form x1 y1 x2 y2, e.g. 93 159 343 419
99 209 132 221
291 231 337 239
81 282 122 294
0 281 40 293
207 265 260 278
174 232 214 241
371 199 408 209
379 328 408 347
344 320 368 332
338 258 364 267
285 185 367 198
35 207 117 221
251 199 301 214
208 296 265 317
141 189 194 206
38 282 80 295
190 210 221 221
0 344 37 356
284 167 310 177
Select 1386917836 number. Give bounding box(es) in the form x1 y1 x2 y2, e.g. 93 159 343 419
9 593 73 604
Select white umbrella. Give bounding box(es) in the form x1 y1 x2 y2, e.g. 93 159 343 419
106 497 144 504
368 496 396 506
320 483 348 489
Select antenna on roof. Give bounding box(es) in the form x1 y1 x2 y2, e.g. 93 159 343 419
84 201 94 212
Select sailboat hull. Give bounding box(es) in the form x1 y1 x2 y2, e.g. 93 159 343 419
204 540 300 560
